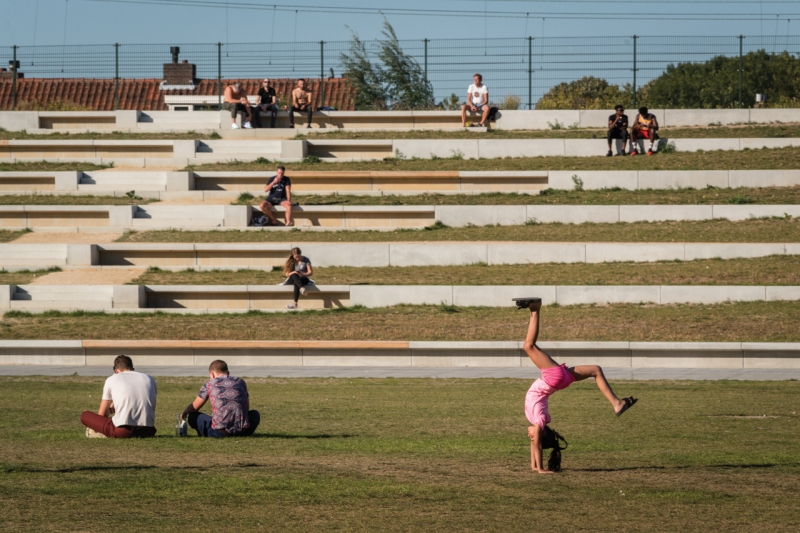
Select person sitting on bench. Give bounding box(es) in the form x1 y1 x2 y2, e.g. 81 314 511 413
258 165 293 227
606 105 629 156
222 82 254 129
290 79 314 129
631 106 660 156
81 355 157 439
256 77 279 128
181 360 260 438
461 73 497 128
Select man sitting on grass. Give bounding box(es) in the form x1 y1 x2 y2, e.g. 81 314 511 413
81 355 157 439
181 360 260 438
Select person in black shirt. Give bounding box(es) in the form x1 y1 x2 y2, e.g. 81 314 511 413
256 78 278 128
606 105 629 156
258 165 294 226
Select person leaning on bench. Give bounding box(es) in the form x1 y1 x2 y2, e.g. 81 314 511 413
256 77 278 128
223 82 254 130
181 360 260 438
81 355 157 439
258 165 293 227
461 73 498 128
290 79 314 129
606 105 629 156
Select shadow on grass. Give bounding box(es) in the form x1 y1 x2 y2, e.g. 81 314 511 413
571 463 782 473
250 433 355 439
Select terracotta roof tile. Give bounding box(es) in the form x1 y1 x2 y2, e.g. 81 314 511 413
0 78 355 111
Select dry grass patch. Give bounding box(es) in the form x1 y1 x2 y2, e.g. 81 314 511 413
0 161 111 172
0 130 214 141
280 186 800 207
299 123 800 140
130 255 800 286
1 301 797 342
0 194 152 205
0 268 59 285
1 378 798 531
118 218 800 244
0 230 28 243
187 145 800 172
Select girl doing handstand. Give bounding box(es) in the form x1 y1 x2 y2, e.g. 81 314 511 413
516 298 637 474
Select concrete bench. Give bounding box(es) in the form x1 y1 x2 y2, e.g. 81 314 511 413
145 284 351 310
0 139 196 166
164 95 259 111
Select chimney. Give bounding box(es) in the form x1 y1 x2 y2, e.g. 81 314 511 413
163 46 195 85
1 60 22 79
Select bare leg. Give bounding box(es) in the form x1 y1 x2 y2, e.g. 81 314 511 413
258 200 278 224
282 200 293 226
480 106 490 126
568 365 626 414
522 304 559 370
460 104 467 127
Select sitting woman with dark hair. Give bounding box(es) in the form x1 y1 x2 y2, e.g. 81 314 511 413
282 247 313 310
515 297 637 473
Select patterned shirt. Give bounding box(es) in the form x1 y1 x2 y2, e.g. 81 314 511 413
198 376 251 433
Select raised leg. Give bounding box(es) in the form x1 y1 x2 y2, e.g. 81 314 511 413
522 304 559 370
567 365 626 414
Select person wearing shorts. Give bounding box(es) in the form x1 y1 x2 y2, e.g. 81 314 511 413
222 83 254 129
258 165 293 226
631 106 660 156
517 298 637 473
461 73 497 128
606 105 629 156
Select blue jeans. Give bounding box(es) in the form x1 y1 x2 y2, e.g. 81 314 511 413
188 410 260 438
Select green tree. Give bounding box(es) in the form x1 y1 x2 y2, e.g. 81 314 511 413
645 50 800 108
341 20 434 110
535 76 632 110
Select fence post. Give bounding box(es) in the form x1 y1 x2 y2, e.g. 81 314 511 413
738 35 744 108
12 45 18 110
527 37 533 110
423 38 429 81
114 43 120 111
632 35 638 109
217 43 222 108
320 41 325 108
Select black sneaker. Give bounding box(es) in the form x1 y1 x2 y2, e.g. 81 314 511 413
512 297 542 310
606 150 613 157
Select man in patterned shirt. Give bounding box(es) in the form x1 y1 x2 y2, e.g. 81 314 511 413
181 360 260 438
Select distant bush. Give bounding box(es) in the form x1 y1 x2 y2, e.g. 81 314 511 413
536 76 632 110
498 94 522 110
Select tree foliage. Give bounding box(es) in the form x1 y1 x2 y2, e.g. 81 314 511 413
644 50 800 109
535 76 632 110
341 20 434 110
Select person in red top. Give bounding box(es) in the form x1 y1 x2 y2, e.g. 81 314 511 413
181 360 260 438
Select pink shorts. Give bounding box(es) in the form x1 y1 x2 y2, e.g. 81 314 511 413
541 363 575 391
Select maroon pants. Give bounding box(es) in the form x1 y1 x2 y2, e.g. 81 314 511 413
80 411 156 439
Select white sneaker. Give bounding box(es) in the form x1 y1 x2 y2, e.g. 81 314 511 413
286 303 297 310
243 122 253 129
300 287 306 296
85 427 106 438
231 123 239 130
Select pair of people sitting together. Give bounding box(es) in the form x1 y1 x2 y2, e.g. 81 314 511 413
80 356 260 439
223 79 315 129
606 105 660 156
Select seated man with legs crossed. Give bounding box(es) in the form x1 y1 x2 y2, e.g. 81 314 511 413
181 360 260 438
81 355 157 439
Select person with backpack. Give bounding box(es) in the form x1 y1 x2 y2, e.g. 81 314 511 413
514 297 637 473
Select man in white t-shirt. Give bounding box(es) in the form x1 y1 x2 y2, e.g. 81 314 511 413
80 355 157 438
461 73 496 128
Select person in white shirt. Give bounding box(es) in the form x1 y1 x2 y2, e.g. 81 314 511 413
461 73 495 128
81 355 158 439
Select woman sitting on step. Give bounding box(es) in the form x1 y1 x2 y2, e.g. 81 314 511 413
282 247 313 310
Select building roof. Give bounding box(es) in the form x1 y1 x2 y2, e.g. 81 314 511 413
0 78 356 111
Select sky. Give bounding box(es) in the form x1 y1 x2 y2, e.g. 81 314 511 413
1 0 799 46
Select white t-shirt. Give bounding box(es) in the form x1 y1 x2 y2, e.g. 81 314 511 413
102 371 157 427
468 83 488 107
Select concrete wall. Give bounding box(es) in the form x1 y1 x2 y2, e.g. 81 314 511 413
1 339 798 368
2 242 795 270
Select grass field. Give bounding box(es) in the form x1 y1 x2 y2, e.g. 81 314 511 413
187 145 800 172
0 268 60 285
277 186 800 207
118 218 800 244
0 376 797 532
0 161 110 172
1 301 797 342
299 122 800 139
0 194 150 205
129 256 800 287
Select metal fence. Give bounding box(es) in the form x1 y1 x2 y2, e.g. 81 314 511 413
3 35 800 109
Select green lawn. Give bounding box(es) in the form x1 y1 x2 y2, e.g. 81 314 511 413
186 145 800 172
119 218 800 244
299 122 800 139
276 186 800 207
0 194 151 205
0 377 798 531
2 302 798 342
130 256 800 287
